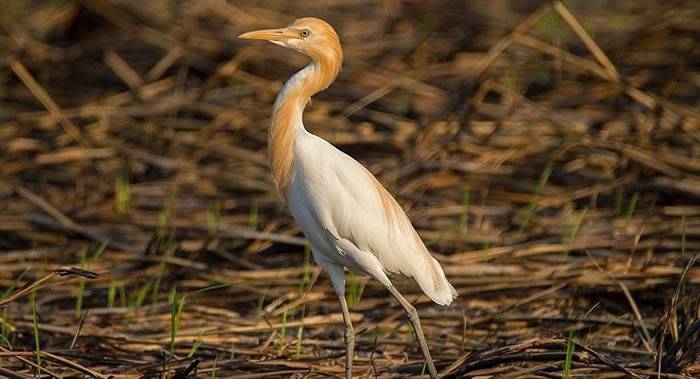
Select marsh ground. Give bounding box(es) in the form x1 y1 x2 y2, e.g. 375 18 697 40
0 0 699 377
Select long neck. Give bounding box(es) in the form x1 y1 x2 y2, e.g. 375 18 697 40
269 55 341 198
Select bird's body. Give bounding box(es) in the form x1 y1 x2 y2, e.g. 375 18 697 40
287 129 456 304
240 17 456 378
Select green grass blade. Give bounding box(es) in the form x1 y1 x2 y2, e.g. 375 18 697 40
169 290 186 360
277 309 288 356
188 335 203 358
519 158 554 233
211 354 219 378
562 331 574 379
107 279 117 308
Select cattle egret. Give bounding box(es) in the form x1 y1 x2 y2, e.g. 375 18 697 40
239 17 456 378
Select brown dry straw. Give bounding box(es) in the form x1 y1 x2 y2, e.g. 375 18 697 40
0 0 698 377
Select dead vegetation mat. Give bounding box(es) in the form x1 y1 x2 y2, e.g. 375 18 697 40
1 0 699 377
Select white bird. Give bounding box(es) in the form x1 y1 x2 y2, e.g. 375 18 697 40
239 17 456 378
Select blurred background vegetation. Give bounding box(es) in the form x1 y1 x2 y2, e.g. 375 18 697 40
0 0 699 377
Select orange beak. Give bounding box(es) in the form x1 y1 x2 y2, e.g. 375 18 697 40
238 28 298 42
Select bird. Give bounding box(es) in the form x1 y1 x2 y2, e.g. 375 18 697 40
239 17 456 379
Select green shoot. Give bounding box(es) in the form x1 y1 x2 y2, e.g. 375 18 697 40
582 302 600 344
31 292 41 377
211 354 219 378
158 184 179 239
107 279 117 308
191 283 234 295
169 287 186 360
420 362 427 378
562 330 574 379
0 332 11 350
188 335 203 358
208 201 222 237
0 308 10 349
115 172 131 215
277 309 288 356
130 279 153 309
1 271 26 343
2 271 26 300
92 240 109 260
229 343 235 360
563 302 599 378
151 255 166 305
480 241 491 262
151 232 177 306
118 283 127 309
248 202 259 230
295 325 304 358
295 304 306 358
519 159 554 233
459 189 470 234
168 285 177 305
346 271 365 309
1 271 26 298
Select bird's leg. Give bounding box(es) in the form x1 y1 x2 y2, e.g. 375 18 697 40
321 260 355 379
384 284 439 379
337 293 355 379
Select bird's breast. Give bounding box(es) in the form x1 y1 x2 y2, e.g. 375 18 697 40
285 135 339 249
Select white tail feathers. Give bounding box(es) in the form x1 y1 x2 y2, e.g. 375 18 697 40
414 256 457 306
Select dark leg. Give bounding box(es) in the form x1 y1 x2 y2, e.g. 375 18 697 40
337 293 355 379
383 283 439 378
321 259 355 379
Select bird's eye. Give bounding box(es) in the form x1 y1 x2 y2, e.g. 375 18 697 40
300 29 311 38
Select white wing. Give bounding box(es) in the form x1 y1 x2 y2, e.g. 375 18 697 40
288 130 456 305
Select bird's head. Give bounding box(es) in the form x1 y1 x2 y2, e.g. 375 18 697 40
238 17 342 66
